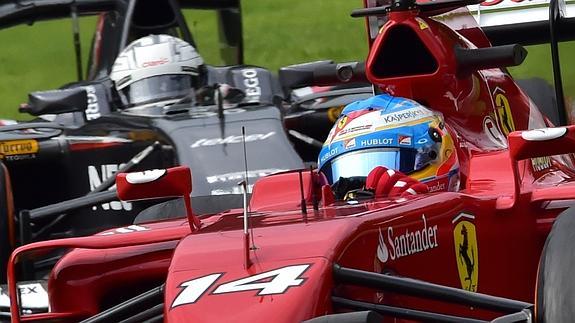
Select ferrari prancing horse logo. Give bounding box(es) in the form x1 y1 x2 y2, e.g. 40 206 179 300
453 218 479 292
337 115 348 129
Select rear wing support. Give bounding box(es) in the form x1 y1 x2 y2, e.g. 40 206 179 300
550 0 568 125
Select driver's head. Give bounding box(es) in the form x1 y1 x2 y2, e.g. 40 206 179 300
318 94 459 192
110 34 206 107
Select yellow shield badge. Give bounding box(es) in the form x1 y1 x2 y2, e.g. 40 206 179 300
337 115 348 129
494 91 515 136
453 220 478 292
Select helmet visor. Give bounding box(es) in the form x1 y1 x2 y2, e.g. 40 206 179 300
327 148 419 183
121 74 192 106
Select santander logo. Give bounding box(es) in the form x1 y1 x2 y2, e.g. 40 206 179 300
377 228 389 262
376 215 439 264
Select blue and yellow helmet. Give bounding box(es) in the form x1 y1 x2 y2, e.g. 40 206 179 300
318 94 459 192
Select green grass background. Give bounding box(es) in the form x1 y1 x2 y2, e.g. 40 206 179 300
0 0 572 120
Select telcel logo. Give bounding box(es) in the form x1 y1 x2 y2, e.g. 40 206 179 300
191 132 275 148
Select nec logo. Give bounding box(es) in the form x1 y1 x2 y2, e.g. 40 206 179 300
142 58 169 67
88 164 132 211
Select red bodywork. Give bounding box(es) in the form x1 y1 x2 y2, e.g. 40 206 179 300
8 6 575 323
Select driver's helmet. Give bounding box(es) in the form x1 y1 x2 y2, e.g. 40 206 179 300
318 94 459 193
110 34 205 107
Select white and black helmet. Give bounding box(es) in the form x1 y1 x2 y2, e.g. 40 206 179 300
110 34 205 107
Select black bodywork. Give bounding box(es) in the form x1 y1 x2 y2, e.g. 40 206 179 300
2 64 306 239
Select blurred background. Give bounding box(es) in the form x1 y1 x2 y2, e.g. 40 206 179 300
0 0 572 120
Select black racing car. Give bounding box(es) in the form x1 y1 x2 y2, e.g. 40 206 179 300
0 0 243 282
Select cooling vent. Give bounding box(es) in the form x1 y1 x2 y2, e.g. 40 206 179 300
371 25 438 78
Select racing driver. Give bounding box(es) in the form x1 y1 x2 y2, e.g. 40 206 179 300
110 34 207 109
318 94 460 200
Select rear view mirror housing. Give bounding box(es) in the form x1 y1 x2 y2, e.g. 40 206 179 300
499 126 575 210
508 127 574 161
279 60 367 91
22 88 88 116
116 166 201 231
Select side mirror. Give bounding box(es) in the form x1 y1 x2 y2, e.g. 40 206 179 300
279 60 367 90
508 126 574 160
499 126 575 210
22 88 88 116
116 166 201 231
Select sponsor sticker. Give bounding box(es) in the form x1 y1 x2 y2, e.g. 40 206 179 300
493 88 515 136
427 179 447 193
483 115 507 148
361 138 393 147
0 281 49 310
330 111 379 142
415 17 429 30
344 138 356 150
88 164 133 211
211 185 254 195
142 58 169 67
320 147 340 164
399 135 412 146
337 125 372 137
191 132 275 148
242 69 262 103
126 169 167 184
85 85 102 120
377 107 433 128
531 156 552 172
189 107 247 119
0 140 38 159
452 213 478 292
377 215 439 263
337 116 348 129
99 225 149 235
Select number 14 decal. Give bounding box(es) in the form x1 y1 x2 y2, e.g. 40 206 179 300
171 264 311 308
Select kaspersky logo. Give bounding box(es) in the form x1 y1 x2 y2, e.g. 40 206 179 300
377 215 439 263
379 107 432 126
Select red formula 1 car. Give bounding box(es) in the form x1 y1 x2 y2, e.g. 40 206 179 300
5 0 575 321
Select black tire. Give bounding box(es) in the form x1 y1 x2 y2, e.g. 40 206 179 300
536 207 575 322
0 162 14 284
516 78 560 126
